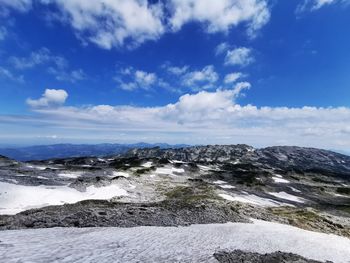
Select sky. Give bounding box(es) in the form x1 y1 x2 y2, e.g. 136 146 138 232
0 0 350 149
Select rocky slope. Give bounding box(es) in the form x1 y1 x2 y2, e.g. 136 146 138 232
0 145 349 262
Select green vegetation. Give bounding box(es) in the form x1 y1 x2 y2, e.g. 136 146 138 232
133 166 156 175
269 207 350 238
165 184 219 203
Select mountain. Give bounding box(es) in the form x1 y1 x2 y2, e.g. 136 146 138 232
0 144 349 262
0 143 189 161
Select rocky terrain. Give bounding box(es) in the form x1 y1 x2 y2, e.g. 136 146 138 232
0 144 350 262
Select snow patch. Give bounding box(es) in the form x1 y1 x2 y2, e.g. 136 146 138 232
213 180 226 185
218 193 281 207
112 171 130 178
219 185 235 189
272 177 290 183
58 171 83 179
0 182 127 215
141 161 153 168
268 191 305 203
1 220 349 263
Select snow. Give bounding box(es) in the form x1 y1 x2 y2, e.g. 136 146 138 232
169 160 186 164
1 220 349 263
268 191 305 203
218 193 281 207
0 182 127 215
26 165 49 170
219 185 235 189
58 171 83 179
272 177 290 183
213 180 226 184
290 187 301 193
155 166 184 175
197 164 211 171
112 171 130 178
141 161 153 168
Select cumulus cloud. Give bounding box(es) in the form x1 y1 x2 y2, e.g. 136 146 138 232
224 72 245 84
215 42 230 56
224 47 254 67
181 65 218 89
115 67 159 91
26 89 68 108
1 0 270 49
165 65 190 76
11 87 350 149
41 0 165 49
9 48 86 82
168 0 270 37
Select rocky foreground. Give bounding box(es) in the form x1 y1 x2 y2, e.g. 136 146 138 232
0 144 350 262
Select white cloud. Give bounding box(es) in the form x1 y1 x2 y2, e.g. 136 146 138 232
10 87 350 149
165 65 189 76
1 0 270 49
296 0 348 12
232 81 251 97
116 67 159 91
169 0 270 37
0 0 32 12
9 48 85 82
224 72 245 84
26 89 68 108
43 0 165 49
0 67 24 83
10 48 65 69
225 47 254 67
181 65 218 89
215 42 230 56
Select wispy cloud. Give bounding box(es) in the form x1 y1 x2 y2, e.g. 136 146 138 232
296 0 349 13
0 66 24 83
9 48 86 82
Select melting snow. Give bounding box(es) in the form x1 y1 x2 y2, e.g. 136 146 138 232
218 193 281 207
58 171 83 179
141 161 153 168
155 166 184 175
219 185 235 189
268 192 305 203
112 171 130 178
290 187 301 193
1 220 349 263
272 177 290 183
0 182 127 215
213 180 226 185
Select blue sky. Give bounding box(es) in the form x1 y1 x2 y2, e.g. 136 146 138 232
0 0 350 149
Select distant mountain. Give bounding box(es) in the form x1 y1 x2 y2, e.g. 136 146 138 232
0 143 189 161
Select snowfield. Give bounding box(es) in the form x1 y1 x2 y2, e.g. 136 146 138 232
1 220 350 263
0 182 127 215
218 193 283 207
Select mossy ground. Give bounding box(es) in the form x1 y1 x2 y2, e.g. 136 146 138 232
269 207 350 238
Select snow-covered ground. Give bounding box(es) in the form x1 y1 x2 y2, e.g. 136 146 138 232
1 220 349 263
268 191 305 203
218 193 282 207
272 176 290 183
0 182 127 215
